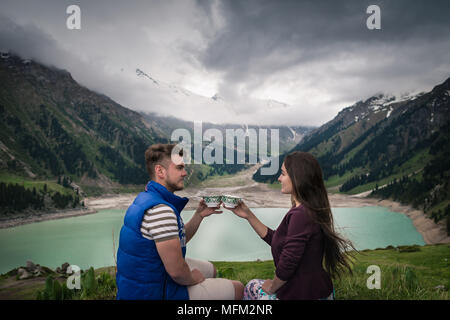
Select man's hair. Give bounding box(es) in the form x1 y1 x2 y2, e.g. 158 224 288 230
145 144 183 179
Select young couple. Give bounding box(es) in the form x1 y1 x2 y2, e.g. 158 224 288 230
116 143 354 300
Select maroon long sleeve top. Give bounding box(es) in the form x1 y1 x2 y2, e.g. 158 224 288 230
262 204 333 300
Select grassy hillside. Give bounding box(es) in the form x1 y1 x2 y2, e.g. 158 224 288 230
0 244 448 300
0 172 84 214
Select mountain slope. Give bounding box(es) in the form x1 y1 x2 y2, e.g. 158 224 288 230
253 77 450 230
141 111 312 155
0 53 315 193
0 54 168 189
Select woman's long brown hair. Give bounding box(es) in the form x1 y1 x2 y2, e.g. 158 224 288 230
284 151 356 279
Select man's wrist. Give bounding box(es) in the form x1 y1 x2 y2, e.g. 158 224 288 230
194 210 205 220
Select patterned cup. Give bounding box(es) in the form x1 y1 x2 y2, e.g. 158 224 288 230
221 195 241 208
202 195 222 207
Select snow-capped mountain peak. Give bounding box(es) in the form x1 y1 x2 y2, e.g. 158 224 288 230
134 67 293 125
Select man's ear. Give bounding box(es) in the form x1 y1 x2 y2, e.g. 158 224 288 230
154 164 166 179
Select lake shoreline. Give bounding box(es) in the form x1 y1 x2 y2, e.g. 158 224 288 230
328 193 450 245
0 184 448 245
0 207 98 229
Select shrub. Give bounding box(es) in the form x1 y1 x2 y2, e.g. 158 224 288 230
35 267 116 300
404 267 418 291
397 245 421 253
36 276 73 300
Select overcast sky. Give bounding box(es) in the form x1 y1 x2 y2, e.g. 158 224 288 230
0 0 449 126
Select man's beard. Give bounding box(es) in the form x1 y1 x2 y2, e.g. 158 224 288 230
166 179 183 192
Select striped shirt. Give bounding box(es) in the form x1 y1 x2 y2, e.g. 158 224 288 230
140 204 183 243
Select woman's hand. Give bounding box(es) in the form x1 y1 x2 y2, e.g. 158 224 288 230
227 200 253 220
195 199 222 218
261 279 275 295
227 200 268 239
262 276 286 295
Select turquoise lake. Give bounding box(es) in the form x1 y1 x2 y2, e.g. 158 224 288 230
0 207 425 274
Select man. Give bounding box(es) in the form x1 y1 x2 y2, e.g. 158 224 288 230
116 143 244 300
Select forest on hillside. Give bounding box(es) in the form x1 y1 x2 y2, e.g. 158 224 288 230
0 182 82 214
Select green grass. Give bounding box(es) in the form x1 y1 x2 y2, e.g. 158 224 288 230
325 168 365 189
79 184 143 197
332 244 449 299
344 169 424 195
213 260 276 286
2 244 448 300
335 148 431 195
396 148 431 174
0 172 142 198
213 244 449 300
0 172 71 195
325 148 432 195
339 136 372 166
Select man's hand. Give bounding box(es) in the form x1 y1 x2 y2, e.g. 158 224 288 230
195 199 223 218
185 199 222 244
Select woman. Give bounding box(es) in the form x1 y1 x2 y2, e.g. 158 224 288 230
228 151 355 300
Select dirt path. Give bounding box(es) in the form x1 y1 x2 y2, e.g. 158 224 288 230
0 275 51 300
176 163 292 209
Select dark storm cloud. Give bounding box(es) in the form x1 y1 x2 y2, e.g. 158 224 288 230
199 0 450 81
0 0 449 126
0 14 63 65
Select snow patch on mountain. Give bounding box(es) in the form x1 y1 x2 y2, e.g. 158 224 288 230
386 106 394 118
383 91 425 106
134 67 293 125
287 126 297 140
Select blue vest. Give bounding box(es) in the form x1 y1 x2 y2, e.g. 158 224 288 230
115 181 190 300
